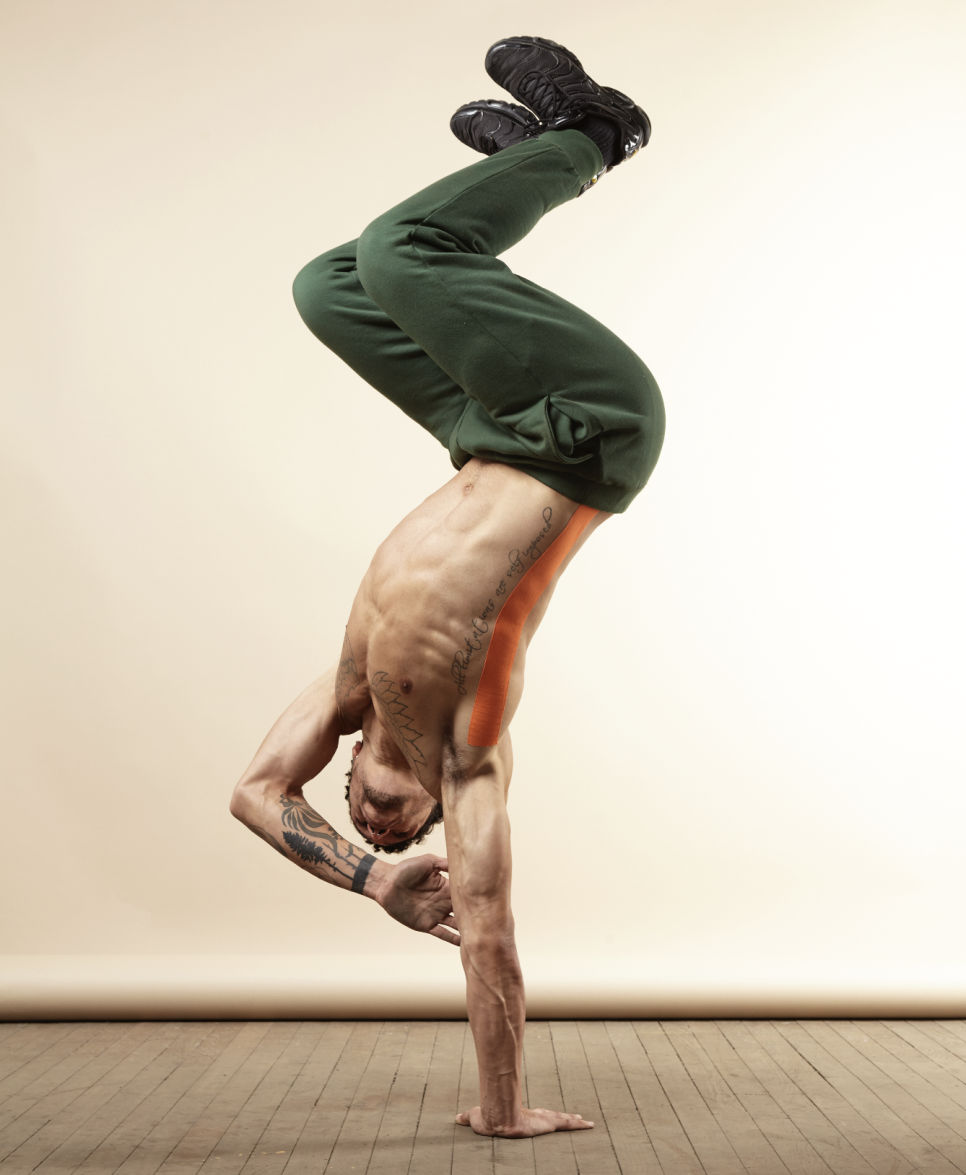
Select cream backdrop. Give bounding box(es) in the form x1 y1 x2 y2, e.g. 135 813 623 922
2 0 965 1019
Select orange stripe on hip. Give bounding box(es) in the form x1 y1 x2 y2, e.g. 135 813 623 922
467 504 598 748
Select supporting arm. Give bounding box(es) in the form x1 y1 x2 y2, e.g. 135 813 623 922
444 748 593 1136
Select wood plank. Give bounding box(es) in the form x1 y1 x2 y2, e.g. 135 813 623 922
0 1022 157 1137
364 1021 435 1175
798 1021 966 1168
154 1021 294 1175
883 1022 966 1092
776 1021 961 1174
408 1020 463 1175
522 1024 577 1175
576 1021 660 1175
933 1022 966 1048
71 1024 226 1174
633 1023 742 1174
206 1022 351 1175
320 1023 409 1175
28 1024 222 1175
8 1018 966 1175
283 1021 381 1175
0 1023 167 1165
0 1025 30 1048
0 1024 82 1082
492 1131 536 1173
548 1022 619 1175
842 1022 966 1122
0 1024 107 1094
2 1023 196 1175
452 1020 493 1175
192 1022 322 1175
909 1022 966 1071
744 1021 914 1175
112 1022 274 1175
709 1019 879 1175
670 1022 791 1174
77 1024 247 1174
0 1022 130 1115
220 1022 330 1175
687 1021 833 1175
605 1022 703 1175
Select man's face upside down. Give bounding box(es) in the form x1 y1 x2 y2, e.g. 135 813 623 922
345 740 442 853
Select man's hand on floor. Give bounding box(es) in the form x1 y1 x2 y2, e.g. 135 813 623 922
456 1107 595 1136
372 854 460 944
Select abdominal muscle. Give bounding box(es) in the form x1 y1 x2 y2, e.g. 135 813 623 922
345 460 607 779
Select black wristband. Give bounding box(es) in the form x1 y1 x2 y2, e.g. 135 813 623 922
351 853 377 895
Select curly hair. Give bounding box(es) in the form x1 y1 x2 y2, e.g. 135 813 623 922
344 757 443 855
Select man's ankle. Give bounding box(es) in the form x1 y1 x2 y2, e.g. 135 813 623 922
576 115 621 168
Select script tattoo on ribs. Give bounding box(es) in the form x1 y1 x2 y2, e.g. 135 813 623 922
369 670 428 782
450 506 555 695
451 598 496 695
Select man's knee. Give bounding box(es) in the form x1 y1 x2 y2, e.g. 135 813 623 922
356 214 413 319
291 244 357 348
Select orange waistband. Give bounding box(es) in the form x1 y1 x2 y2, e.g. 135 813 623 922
467 504 598 747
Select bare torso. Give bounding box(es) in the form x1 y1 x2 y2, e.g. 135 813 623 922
337 458 609 798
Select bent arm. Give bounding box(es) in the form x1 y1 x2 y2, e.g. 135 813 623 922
230 670 381 895
231 672 459 945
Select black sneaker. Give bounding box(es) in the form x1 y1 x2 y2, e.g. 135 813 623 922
485 36 650 173
450 99 544 157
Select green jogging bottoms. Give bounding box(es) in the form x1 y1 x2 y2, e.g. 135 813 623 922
292 128 664 513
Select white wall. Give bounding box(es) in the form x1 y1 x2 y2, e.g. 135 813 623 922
2 0 964 1017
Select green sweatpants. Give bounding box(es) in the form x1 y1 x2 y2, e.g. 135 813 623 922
292 129 664 513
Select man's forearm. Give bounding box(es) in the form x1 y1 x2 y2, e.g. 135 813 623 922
462 931 526 1131
231 782 384 896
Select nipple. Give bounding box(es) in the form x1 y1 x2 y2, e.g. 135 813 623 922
400 677 413 694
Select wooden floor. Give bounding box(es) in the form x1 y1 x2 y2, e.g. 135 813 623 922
2 1021 966 1175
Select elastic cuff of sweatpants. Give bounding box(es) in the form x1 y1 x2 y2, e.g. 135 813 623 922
537 128 605 185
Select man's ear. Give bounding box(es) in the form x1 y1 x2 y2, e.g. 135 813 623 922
352 740 363 759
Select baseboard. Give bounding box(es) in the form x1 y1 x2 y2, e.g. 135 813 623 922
2 954 964 1020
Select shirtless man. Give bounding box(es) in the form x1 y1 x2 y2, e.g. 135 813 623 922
230 37 664 1138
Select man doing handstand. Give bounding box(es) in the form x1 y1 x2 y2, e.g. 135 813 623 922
230 37 664 1138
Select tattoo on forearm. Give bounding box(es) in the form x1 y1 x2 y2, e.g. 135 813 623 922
350 853 376 894
451 506 554 694
369 671 428 781
336 629 363 711
248 795 377 893
282 831 357 878
280 794 340 838
275 794 364 884
283 830 339 869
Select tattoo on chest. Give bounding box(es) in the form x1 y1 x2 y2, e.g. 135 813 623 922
369 670 428 782
450 506 554 695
